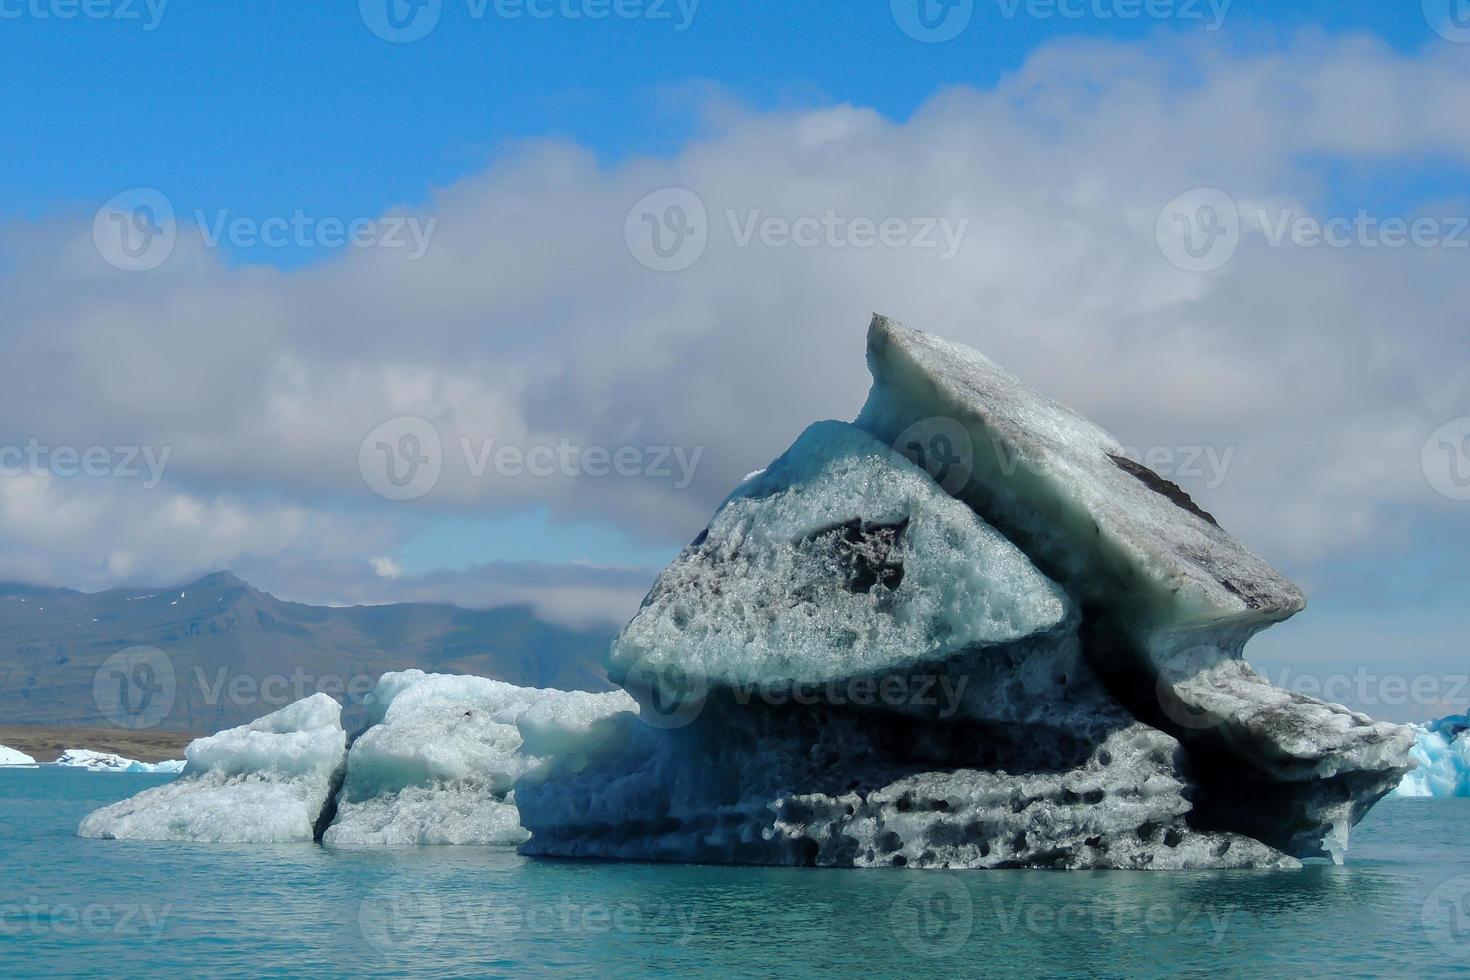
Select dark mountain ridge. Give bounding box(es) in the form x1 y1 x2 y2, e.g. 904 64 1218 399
0 571 616 733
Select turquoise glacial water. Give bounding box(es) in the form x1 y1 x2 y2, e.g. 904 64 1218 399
4 768 1470 978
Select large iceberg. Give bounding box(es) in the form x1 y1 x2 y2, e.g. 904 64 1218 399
77 316 1414 869
517 315 1413 869
1393 716 1470 798
79 694 347 843
323 669 633 845
0 744 37 767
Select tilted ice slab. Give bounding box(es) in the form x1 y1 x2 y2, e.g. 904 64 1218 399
0 744 37 767
323 670 634 845
78 694 347 843
56 749 185 773
852 315 1412 860
856 314 1307 655
1393 716 1470 798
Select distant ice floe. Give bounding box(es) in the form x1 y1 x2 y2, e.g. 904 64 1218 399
55 749 185 774
1393 716 1470 798
0 744 37 767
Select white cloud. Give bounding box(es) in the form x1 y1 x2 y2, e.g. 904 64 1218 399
1 31 1467 623
370 556 403 580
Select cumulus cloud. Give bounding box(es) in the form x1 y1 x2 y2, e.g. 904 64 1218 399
1 30 1467 625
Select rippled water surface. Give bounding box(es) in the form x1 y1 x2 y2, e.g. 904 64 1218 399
3 768 1469 977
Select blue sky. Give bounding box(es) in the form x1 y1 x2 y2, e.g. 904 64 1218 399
2 0 1455 234
2 1 1468 719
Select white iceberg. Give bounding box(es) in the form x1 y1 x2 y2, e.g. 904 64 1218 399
55 749 185 773
0 744 37 767
1393 717 1470 798
322 670 634 845
78 694 347 843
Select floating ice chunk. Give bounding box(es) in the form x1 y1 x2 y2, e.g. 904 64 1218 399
78 694 346 843
609 420 1071 694
1393 717 1470 797
0 744 37 767
323 670 634 845
55 749 185 773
